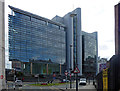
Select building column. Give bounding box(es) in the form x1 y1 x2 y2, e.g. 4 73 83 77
60 64 61 75
70 14 74 71
46 64 48 75
30 62 32 75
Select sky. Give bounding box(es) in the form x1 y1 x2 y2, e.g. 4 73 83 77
4 0 120 68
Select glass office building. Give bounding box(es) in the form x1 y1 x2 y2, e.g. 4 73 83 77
82 31 98 76
8 6 66 75
82 31 98 59
60 8 82 76
8 6 98 76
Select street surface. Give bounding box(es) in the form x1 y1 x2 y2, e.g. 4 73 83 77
6 80 96 91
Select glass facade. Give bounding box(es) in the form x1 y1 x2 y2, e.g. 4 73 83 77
82 32 97 60
82 31 98 76
8 6 66 74
22 62 60 75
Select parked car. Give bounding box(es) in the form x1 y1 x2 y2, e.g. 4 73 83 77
79 78 86 85
15 80 22 87
62 79 69 82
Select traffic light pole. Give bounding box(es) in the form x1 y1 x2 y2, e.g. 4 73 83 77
65 70 68 89
74 66 80 91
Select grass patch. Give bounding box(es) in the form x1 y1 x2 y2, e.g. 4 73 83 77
30 82 68 86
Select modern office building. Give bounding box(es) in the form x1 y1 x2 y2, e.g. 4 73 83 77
82 31 98 77
8 6 66 75
53 8 82 76
0 0 6 90
8 5 83 75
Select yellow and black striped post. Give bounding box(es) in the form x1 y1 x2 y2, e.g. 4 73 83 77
103 68 108 91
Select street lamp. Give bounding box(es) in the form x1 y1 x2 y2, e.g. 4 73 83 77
70 14 77 17
70 44 72 89
70 13 78 91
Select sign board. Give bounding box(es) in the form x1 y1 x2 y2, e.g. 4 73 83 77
0 75 3 79
103 68 108 91
99 63 107 72
65 72 68 76
73 66 80 73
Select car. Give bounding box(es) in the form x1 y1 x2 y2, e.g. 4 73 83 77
62 79 69 82
15 80 22 87
79 78 86 85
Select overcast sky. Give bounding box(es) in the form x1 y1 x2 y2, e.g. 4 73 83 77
5 0 120 63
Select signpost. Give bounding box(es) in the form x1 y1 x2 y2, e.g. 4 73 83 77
69 73 72 89
65 72 68 76
65 70 68 89
74 66 80 91
70 73 71 78
74 66 80 73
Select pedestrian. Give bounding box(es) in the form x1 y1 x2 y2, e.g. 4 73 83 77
22 77 24 82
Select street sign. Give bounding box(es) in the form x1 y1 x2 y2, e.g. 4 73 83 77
103 68 108 91
0 75 3 79
65 72 68 76
74 66 80 73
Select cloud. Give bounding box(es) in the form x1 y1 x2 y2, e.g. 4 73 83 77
105 40 114 43
99 45 108 50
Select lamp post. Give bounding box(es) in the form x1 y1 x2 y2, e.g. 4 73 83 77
70 44 72 89
60 59 62 75
70 13 78 91
13 68 16 90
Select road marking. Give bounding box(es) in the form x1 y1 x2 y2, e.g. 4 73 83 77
23 84 28 86
39 87 42 89
49 86 62 91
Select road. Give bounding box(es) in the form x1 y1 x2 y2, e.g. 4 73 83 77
6 81 96 91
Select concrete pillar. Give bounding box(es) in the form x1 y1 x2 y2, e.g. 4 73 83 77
60 64 61 75
70 16 74 71
30 62 32 74
0 0 6 90
46 64 48 75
